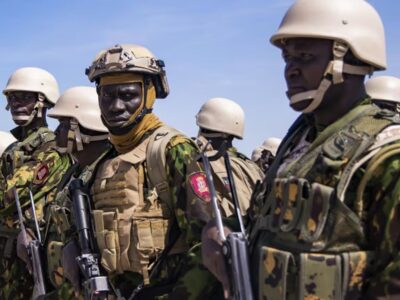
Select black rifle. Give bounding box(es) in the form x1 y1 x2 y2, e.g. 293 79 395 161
198 141 254 300
69 179 109 300
7 154 46 300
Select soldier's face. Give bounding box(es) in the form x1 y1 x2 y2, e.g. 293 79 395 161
6 91 38 125
282 38 332 111
55 117 70 149
98 83 142 130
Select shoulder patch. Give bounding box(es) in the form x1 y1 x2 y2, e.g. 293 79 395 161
33 163 49 184
189 172 211 202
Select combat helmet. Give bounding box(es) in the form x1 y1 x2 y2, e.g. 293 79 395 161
3 67 60 126
86 44 169 99
196 97 245 139
86 44 169 133
48 86 108 153
366 76 400 104
271 0 386 113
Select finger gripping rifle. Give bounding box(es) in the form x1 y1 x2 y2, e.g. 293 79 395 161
198 142 254 300
69 179 109 300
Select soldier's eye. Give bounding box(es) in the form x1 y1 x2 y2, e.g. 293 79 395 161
121 92 138 100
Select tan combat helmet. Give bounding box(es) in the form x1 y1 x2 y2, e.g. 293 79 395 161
261 137 282 156
366 76 400 104
86 44 169 99
196 97 245 139
3 67 60 126
0 131 16 156
48 86 109 153
251 137 282 161
271 0 386 113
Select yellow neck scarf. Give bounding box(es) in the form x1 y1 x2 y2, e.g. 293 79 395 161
110 113 164 153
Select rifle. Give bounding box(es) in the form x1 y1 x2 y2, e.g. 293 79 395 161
8 153 46 300
68 179 109 300
198 141 254 300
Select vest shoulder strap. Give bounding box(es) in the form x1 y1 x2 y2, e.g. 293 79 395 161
146 125 184 204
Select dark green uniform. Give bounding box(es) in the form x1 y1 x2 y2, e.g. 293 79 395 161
0 126 71 300
249 100 400 299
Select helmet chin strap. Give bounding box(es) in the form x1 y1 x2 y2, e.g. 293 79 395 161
289 41 374 114
102 78 152 136
10 93 47 126
56 118 109 154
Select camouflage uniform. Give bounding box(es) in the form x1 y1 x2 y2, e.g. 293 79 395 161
249 100 400 299
45 147 111 300
83 43 222 300
91 131 220 300
196 135 263 217
0 126 71 300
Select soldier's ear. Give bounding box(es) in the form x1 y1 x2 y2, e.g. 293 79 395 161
96 85 101 95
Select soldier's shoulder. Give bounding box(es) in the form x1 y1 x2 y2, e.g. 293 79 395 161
23 127 56 152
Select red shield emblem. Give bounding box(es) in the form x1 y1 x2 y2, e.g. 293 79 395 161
34 164 49 184
189 172 211 202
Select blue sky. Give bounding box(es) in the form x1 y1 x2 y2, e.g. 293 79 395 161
0 0 399 155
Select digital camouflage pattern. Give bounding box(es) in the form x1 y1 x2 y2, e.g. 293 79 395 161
249 101 400 299
0 127 71 300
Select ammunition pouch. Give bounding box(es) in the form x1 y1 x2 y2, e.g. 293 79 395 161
259 246 373 300
268 177 333 243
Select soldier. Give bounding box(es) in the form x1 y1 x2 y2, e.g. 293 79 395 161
251 137 282 174
202 0 400 299
366 75 400 112
61 44 220 299
0 67 71 299
195 97 263 216
0 131 16 156
44 86 111 299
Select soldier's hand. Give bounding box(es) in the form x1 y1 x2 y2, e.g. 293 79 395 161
62 240 81 297
201 221 231 299
16 228 34 273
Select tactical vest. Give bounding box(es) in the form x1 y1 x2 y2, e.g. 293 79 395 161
0 127 55 260
249 104 400 300
195 135 263 216
90 125 189 284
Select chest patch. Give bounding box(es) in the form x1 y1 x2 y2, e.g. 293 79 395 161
189 172 211 202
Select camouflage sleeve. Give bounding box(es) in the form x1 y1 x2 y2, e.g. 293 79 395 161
363 153 400 299
165 136 213 244
3 147 71 211
164 137 222 299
